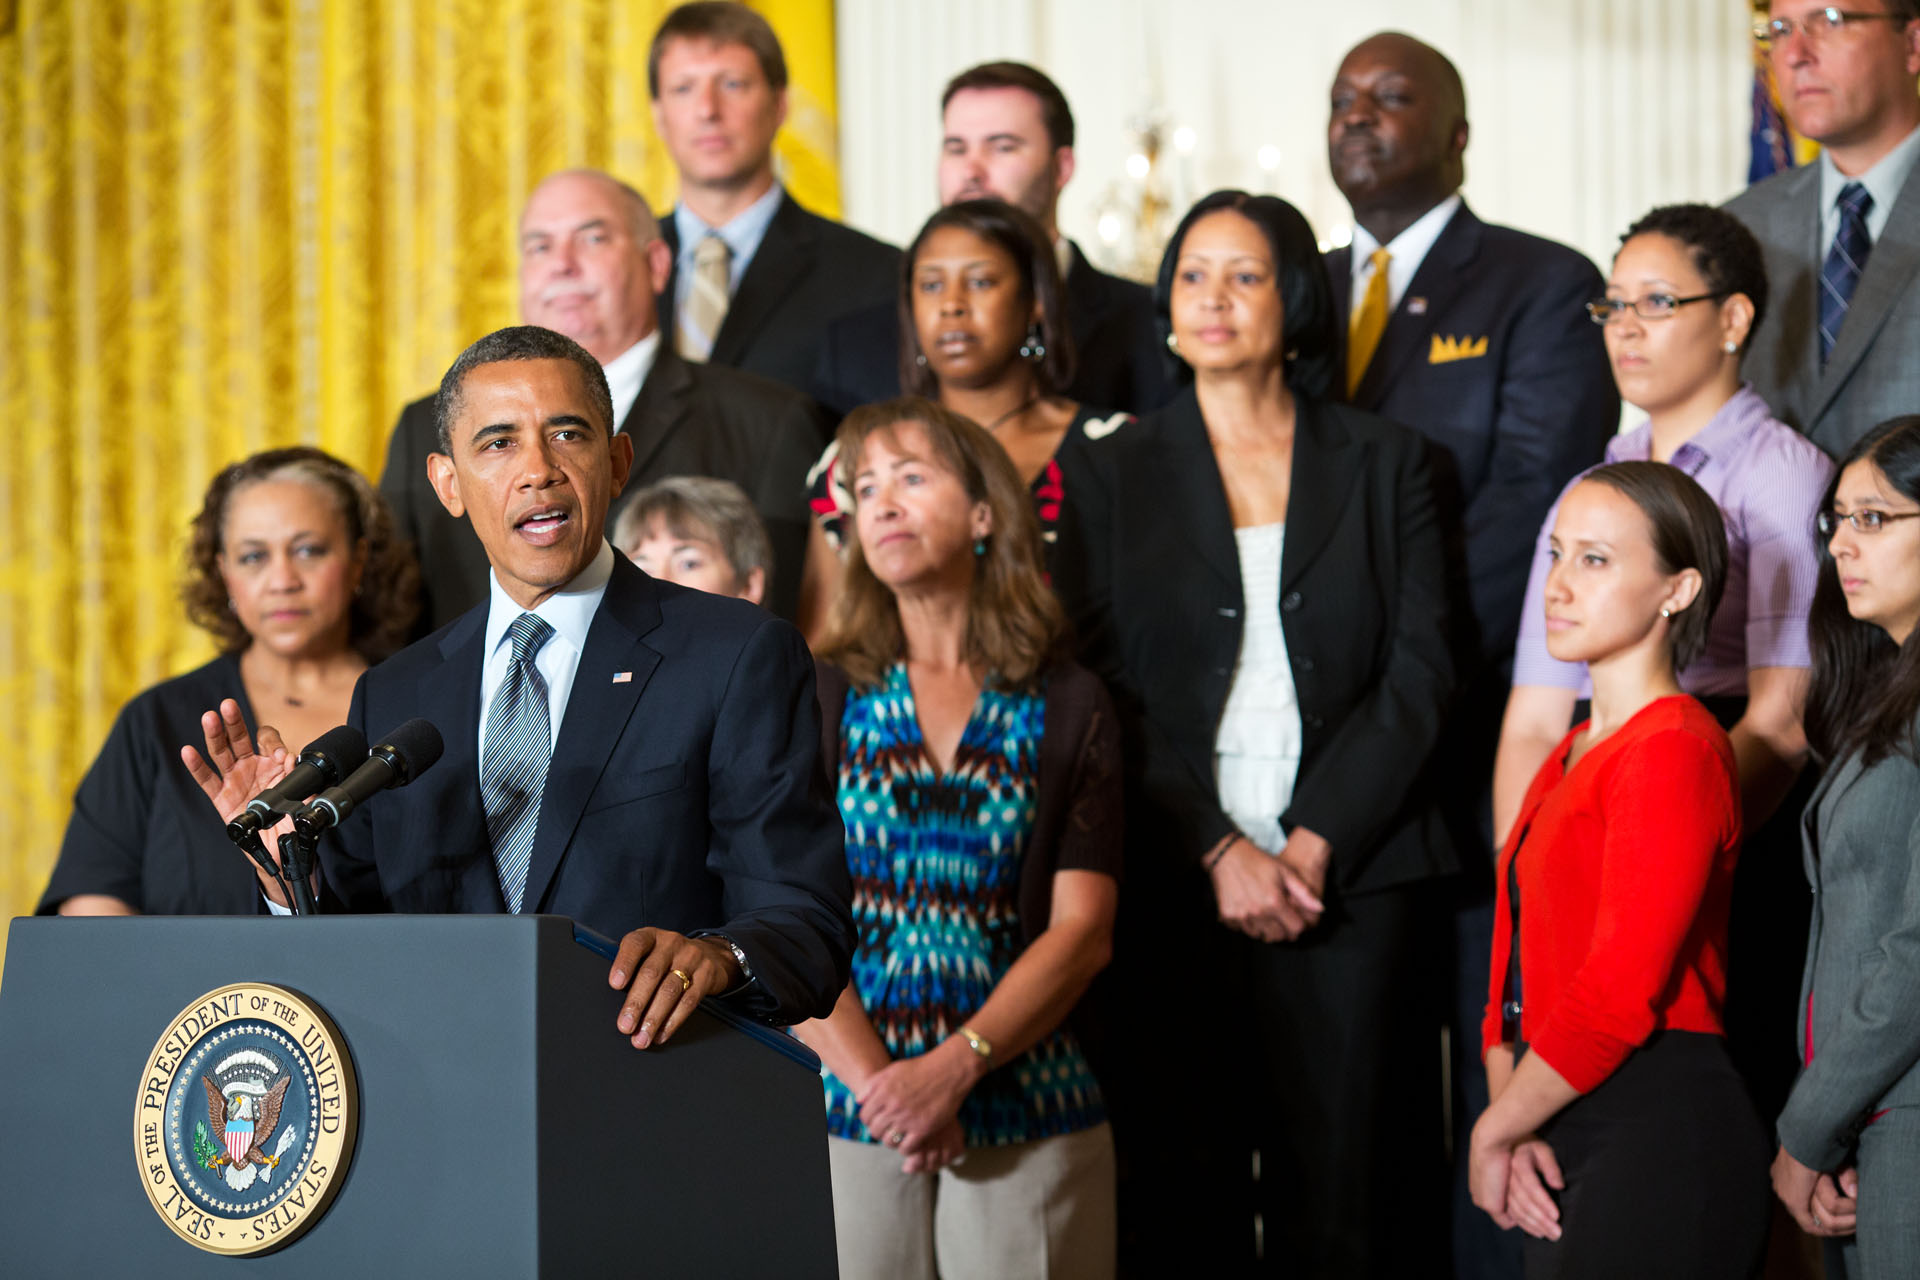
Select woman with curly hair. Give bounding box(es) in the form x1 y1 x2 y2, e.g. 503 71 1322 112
39 446 417 916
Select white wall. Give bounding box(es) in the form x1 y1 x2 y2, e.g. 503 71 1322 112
836 0 1756 278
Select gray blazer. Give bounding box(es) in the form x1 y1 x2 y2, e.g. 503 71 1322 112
1776 735 1920 1169
1725 159 1920 458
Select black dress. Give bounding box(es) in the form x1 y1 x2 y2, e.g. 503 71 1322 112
39 655 266 915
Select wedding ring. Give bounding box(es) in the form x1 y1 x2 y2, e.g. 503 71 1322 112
671 968 692 993
887 1130 906 1147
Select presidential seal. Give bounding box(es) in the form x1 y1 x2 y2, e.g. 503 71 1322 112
134 984 357 1255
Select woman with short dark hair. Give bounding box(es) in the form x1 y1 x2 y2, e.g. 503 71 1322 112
1772 416 1920 1277
795 396 1122 1280
39 447 416 916
1494 202 1833 1121
1054 189 1456 1275
1472 461 1769 1277
797 199 1128 641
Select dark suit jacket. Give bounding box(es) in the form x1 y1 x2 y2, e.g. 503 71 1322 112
379 346 825 630
1726 159 1920 457
1327 202 1616 672
321 555 854 1025
808 241 1175 420
658 189 900 396
1055 389 1457 897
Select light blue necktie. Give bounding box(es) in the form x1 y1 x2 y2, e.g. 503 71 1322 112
483 613 554 913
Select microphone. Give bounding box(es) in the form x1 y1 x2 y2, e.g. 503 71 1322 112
226 724 369 842
292 719 444 835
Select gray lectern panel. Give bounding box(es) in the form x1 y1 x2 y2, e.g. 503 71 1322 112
0 915 838 1277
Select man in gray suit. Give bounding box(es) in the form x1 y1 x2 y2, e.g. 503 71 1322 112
1727 0 1920 455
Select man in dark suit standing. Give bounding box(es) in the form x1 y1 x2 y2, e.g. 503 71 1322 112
381 168 822 629
1727 0 1920 456
202 325 853 1036
649 2 899 396
1322 31 1617 1280
809 61 1173 420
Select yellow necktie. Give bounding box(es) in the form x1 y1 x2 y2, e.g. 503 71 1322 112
677 233 732 362
1347 247 1392 397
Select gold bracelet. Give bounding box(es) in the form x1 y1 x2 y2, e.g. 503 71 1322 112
957 1024 993 1064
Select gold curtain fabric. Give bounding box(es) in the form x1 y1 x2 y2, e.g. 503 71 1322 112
0 0 841 970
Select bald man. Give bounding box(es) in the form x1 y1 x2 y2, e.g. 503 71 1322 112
380 169 825 628
1323 32 1617 1280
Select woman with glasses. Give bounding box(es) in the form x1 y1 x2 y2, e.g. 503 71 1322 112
1770 416 1920 1277
1492 203 1833 1124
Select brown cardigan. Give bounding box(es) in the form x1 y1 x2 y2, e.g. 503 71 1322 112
813 658 1124 948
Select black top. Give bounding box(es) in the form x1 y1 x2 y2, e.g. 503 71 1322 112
1053 387 1458 896
39 655 265 916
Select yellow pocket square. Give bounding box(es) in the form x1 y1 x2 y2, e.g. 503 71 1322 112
1429 334 1489 363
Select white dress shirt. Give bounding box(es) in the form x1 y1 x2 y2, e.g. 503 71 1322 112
1348 192 1464 315
1820 122 1920 248
476 539 615 758
601 332 659 433
1214 524 1305 855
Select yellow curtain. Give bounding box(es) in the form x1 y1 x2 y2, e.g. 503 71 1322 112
0 0 839 977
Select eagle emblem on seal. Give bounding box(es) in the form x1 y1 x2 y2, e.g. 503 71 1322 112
191 1049 301 1192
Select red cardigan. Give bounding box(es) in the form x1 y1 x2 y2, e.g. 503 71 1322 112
1483 696 1741 1093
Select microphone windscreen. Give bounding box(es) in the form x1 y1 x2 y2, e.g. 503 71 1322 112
377 718 445 784
305 723 370 770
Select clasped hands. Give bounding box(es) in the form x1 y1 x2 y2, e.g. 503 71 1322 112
1207 827 1329 943
1771 1145 1858 1238
855 1037 986 1174
1469 1127 1566 1241
183 699 738 1052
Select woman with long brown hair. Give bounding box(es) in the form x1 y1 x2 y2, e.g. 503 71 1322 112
794 396 1122 1280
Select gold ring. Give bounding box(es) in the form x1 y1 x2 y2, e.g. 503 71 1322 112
671 968 692 993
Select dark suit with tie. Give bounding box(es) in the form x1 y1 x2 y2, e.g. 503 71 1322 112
1055 389 1456 1276
658 189 900 397
1726 158 1920 456
320 554 854 1025
1327 199 1615 1280
807 241 1176 419
380 346 825 630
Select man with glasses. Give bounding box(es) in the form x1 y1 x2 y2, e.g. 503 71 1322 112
1322 32 1618 1280
1728 0 1920 455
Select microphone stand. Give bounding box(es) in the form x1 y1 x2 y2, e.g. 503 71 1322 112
277 826 321 916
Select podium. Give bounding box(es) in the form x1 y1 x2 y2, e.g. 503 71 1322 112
0 915 839 1276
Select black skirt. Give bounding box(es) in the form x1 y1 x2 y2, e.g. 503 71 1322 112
1521 1030 1769 1280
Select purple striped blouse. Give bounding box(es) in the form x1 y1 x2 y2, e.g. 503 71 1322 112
1512 385 1834 698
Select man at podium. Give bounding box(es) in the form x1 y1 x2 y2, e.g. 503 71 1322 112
187 325 854 1044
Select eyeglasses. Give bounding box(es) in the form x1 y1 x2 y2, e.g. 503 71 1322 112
1755 8 1910 48
1817 507 1920 535
1585 293 1723 325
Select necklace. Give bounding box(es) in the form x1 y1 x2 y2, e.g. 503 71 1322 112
982 394 1043 434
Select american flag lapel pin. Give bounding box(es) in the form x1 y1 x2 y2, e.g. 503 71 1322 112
612 671 633 684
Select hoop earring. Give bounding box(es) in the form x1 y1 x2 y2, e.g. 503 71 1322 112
1019 323 1046 362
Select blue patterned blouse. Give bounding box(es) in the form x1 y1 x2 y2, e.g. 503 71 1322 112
823 662 1106 1147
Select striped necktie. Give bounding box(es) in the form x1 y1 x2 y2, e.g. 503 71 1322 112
1347 247 1392 397
1819 182 1873 365
677 233 733 362
483 612 554 913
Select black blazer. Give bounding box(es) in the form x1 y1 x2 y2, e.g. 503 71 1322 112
1055 389 1457 896
321 555 855 1025
379 346 826 630
808 240 1177 420
1326 202 1616 670
658 189 900 396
